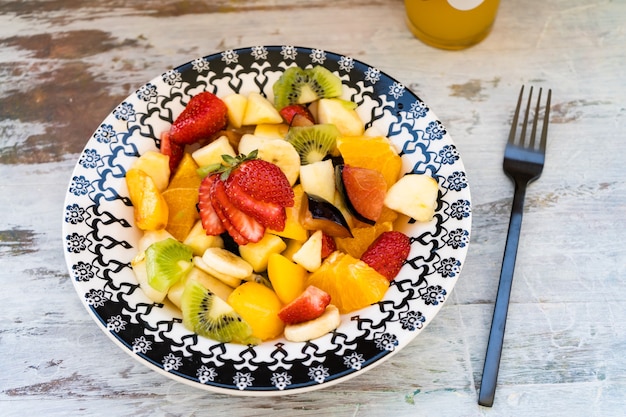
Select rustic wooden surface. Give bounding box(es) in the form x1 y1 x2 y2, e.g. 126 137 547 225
1 0 625 415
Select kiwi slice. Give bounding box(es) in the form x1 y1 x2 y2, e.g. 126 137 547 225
181 279 256 344
145 238 193 293
286 124 340 165
273 65 343 110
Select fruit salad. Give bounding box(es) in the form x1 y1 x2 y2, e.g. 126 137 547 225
126 65 439 345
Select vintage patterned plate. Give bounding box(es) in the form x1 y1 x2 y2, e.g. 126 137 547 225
62 46 472 396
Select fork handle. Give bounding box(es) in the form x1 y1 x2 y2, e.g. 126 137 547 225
478 179 528 407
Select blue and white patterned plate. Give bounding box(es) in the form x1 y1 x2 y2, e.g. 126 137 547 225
62 46 471 396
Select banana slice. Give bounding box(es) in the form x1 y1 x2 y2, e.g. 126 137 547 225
194 248 253 287
257 139 301 186
283 304 341 342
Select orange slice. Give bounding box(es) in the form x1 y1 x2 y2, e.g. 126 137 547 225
168 153 201 190
337 136 402 188
162 187 199 241
306 251 389 314
335 221 393 259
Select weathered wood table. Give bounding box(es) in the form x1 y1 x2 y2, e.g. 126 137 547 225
2 0 625 415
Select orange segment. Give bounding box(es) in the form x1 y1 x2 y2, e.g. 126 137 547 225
306 251 389 314
168 153 201 189
162 187 199 241
336 136 402 188
335 221 393 259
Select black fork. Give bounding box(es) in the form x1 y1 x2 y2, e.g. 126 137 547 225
478 86 552 407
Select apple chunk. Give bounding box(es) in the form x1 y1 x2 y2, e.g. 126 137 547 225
384 174 439 222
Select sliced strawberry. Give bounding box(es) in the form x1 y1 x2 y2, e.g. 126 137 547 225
224 179 286 230
278 285 331 325
279 104 315 126
360 231 411 281
198 174 226 236
321 232 336 259
160 131 185 173
229 159 294 207
169 92 228 145
211 178 265 244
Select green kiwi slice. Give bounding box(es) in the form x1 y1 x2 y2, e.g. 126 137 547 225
145 238 193 293
273 65 343 110
181 279 256 344
285 124 340 165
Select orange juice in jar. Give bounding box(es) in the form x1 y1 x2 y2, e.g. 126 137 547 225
404 0 501 50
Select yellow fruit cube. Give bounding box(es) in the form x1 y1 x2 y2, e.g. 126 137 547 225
130 150 171 192
125 168 169 231
182 220 224 256
239 233 287 273
267 253 308 304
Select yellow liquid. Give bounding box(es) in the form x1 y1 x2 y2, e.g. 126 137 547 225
404 0 501 50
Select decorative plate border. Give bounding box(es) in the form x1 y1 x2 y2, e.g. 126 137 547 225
62 46 471 396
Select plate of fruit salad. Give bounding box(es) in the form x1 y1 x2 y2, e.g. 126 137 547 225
62 46 471 395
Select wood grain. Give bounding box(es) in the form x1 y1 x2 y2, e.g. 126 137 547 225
1 0 625 415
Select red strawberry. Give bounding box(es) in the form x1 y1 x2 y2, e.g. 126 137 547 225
211 178 265 245
279 104 315 126
224 179 286 230
160 131 185 173
278 285 331 325
321 233 336 259
169 92 228 145
198 174 226 236
228 159 294 207
360 231 411 281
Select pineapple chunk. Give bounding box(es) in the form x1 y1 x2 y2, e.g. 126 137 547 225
192 135 236 167
130 151 171 192
239 233 287 273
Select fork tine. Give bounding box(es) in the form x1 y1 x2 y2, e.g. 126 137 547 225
529 88 543 148
519 86 534 146
539 89 552 153
508 86 525 145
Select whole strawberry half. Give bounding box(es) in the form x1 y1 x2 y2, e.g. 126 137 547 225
360 231 411 281
228 158 295 207
169 92 228 145
278 285 331 325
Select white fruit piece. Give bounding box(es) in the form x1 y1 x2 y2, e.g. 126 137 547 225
299 159 335 203
292 229 323 272
131 253 167 303
242 92 283 126
257 139 301 186
237 134 271 156
239 233 287 273
199 247 254 284
182 219 224 256
384 174 439 222
283 304 341 342
316 98 364 137
167 266 234 309
191 135 236 167
222 93 248 128
137 229 175 252
254 123 289 139
130 151 171 192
